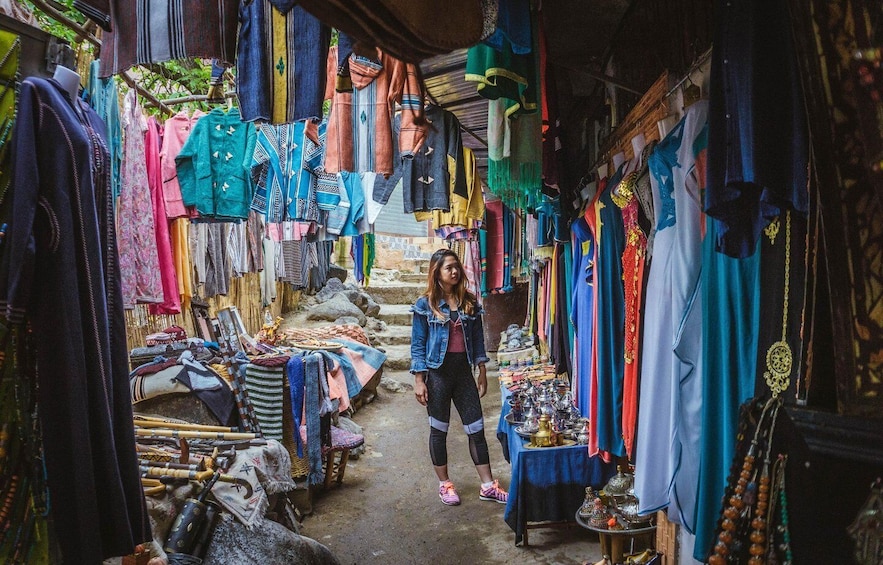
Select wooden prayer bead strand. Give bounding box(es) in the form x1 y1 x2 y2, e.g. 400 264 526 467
747 401 783 565
0 474 17 521
710 446 758 563
710 398 778 565
747 468 771 564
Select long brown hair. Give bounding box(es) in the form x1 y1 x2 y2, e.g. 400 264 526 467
424 249 477 319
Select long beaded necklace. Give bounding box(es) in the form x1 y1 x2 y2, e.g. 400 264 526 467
766 454 793 565
709 397 777 564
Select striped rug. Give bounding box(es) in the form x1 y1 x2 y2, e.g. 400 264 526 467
245 363 286 440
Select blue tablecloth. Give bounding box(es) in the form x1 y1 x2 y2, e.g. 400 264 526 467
497 394 616 544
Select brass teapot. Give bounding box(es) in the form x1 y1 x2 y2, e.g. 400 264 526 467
531 414 554 447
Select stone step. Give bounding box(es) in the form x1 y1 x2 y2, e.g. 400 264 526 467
374 325 412 346
378 304 413 326
379 344 413 372
368 283 424 305
399 272 427 284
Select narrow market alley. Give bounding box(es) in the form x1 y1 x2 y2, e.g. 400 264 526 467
281 269 605 564
298 367 604 565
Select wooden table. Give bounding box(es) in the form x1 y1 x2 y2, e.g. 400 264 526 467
574 512 656 564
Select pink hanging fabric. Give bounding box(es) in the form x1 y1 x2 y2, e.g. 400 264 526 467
484 199 505 291
146 117 181 315
160 110 204 218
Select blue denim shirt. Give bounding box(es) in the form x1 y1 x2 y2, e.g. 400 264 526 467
410 296 490 374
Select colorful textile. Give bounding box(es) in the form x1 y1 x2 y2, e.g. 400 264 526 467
593 167 627 459
323 45 427 176
212 440 296 529
301 351 329 486
317 341 381 413
571 217 595 417
465 18 538 118
619 194 645 460
170 218 192 311
401 104 465 213
285 356 305 457
160 110 204 218
250 120 319 223
204 223 229 297
328 171 365 236
146 117 182 315
693 220 760 558
463 238 482 305
484 199 505 292
705 0 808 258
634 102 709 530
487 105 542 211
482 0 532 54
176 107 257 221
416 146 485 229
245 363 286 440
118 90 162 308
100 0 239 77
237 0 330 123
85 59 121 200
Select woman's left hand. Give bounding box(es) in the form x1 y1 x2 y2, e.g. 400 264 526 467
476 364 488 398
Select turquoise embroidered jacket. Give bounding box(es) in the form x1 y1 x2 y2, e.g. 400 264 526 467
176 107 257 220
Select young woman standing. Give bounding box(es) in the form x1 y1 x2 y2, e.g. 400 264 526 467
410 249 508 506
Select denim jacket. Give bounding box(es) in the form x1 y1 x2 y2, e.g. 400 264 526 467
410 296 490 374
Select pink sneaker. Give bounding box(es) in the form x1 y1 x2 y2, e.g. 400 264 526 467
479 480 508 503
439 481 461 505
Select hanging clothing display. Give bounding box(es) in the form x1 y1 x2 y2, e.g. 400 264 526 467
693 205 763 559
260 234 278 305
322 44 427 176
592 166 627 459
351 233 375 285
484 199 505 293
118 90 163 308
2 76 149 564
170 217 193 311
85 59 122 200
616 169 646 461
570 216 595 417
633 100 709 531
482 0 532 55
176 107 257 221
100 0 239 77
326 172 365 236
236 0 331 124
465 31 537 116
145 116 182 315
486 98 542 210
415 147 485 236
251 120 320 224
704 0 808 258
160 109 204 219
370 109 404 209
204 222 230 297
401 104 466 214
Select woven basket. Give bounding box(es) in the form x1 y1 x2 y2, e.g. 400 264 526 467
282 376 311 479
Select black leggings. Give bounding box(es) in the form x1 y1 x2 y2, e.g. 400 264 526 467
425 353 490 467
